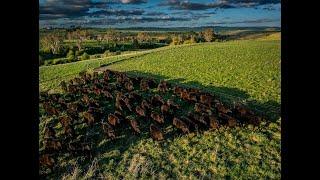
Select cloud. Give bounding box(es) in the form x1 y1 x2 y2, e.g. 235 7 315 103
144 11 168 16
159 0 234 10
40 0 107 20
117 16 192 23
90 9 145 16
159 0 280 10
221 0 280 7
39 0 149 20
120 0 147 4
73 16 193 27
208 18 279 25
39 0 280 28
203 11 217 15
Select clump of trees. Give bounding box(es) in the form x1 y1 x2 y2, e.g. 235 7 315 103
39 27 221 66
67 29 90 51
170 28 216 45
66 50 75 62
104 29 119 43
137 32 151 43
203 28 215 42
80 52 90 61
171 35 185 45
132 38 139 49
40 34 63 54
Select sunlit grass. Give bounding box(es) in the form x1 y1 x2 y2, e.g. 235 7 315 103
40 40 281 179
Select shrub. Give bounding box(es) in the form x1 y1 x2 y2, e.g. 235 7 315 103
90 54 102 59
183 40 192 44
132 38 139 49
120 45 125 51
203 28 215 42
80 52 90 61
190 35 196 44
67 50 75 62
52 59 58 65
104 50 111 57
75 50 84 57
170 36 184 45
52 58 67 65
44 60 50 66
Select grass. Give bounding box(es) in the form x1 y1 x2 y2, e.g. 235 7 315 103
39 40 281 179
39 48 167 92
107 40 281 117
224 31 281 41
255 32 281 41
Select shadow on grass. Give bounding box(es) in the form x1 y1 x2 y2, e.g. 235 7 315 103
123 70 280 122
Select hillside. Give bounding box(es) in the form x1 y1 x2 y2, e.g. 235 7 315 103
39 40 281 179
107 40 281 118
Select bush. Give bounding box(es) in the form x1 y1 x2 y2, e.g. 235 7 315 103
104 50 111 57
52 58 67 65
120 45 125 51
80 52 90 61
67 50 75 62
44 60 50 66
183 40 193 44
90 54 102 59
170 36 183 45
83 46 106 55
52 59 58 65
115 51 121 55
132 38 139 49
42 48 51 54
75 50 84 57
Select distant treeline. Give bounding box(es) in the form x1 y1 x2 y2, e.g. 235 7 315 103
39 27 227 66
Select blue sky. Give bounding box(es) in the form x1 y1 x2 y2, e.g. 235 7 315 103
39 0 281 28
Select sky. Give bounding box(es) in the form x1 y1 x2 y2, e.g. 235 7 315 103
39 0 281 28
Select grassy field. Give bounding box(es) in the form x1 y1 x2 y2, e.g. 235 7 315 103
39 40 281 179
40 48 169 92
107 40 281 118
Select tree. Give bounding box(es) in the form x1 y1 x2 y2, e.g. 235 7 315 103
80 52 90 61
97 34 103 44
67 50 75 62
132 38 139 49
178 35 185 43
190 35 196 43
67 32 73 40
72 29 88 51
171 36 182 45
203 28 215 42
40 34 63 54
137 32 150 43
170 34 185 45
104 28 118 43
183 35 196 44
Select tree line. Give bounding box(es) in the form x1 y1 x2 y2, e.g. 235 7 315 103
39 28 220 66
